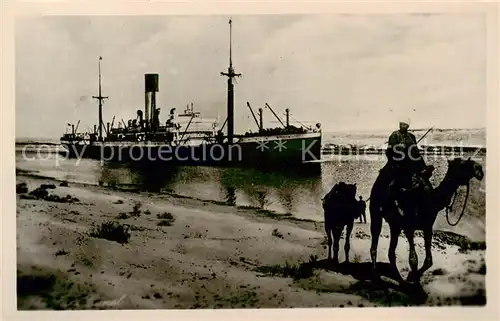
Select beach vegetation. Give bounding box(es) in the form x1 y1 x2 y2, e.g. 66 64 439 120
271 228 283 238
157 212 175 226
89 220 131 244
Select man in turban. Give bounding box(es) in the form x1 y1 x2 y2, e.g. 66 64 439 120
386 119 433 217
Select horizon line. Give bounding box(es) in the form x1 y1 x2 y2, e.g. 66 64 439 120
15 126 486 142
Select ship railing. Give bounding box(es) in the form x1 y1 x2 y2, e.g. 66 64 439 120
241 125 316 137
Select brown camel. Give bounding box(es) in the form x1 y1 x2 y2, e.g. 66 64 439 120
323 182 365 264
369 157 484 283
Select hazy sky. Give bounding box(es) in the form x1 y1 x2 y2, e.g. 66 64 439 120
15 14 486 139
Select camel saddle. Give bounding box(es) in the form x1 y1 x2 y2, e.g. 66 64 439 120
388 164 435 218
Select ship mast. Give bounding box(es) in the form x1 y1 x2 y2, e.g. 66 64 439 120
220 18 241 144
92 56 108 141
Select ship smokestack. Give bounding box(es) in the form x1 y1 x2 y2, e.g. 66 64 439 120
137 110 143 128
144 93 150 129
285 108 290 127
145 73 159 131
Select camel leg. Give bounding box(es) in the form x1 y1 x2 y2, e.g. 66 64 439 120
332 227 342 265
415 228 433 280
344 221 354 264
388 226 404 282
404 229 419 283
370 213 383 280
325 227 332 261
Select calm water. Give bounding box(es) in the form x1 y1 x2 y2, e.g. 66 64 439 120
15 148 486 228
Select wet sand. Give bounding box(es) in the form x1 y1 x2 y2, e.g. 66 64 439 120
16 175 486 309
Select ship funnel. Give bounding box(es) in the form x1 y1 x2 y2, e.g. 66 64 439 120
145 73 159 131
137 110 143 128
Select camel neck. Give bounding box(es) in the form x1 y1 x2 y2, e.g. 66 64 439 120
434 172 461 211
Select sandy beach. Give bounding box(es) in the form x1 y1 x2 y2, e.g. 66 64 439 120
15 174 486 309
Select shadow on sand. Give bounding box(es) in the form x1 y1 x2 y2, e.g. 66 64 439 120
309 259 428 306
257 258 428 306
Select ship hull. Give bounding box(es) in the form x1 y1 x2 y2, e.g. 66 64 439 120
61 132 322 169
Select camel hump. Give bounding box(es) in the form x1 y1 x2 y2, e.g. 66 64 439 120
333 182 357 197
328 182 347 198
323 181 358 210
331 182 356 197
332 182 346 194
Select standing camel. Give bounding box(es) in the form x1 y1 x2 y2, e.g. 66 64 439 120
323 182 365 264
369 157 484 283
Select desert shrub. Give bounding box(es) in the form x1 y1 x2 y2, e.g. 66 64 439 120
54 249 69 256
22 183 78 203
20 194 37 200
116 212 129 220
156 212 175 227
130 225 146 231
30 187 49 199
271 228 283 238
256 191 273 209
431 268 447 276
44 194 79 203
40 184 56 190
255 261 314 281
157 212 174 220
130 202 142 217
89 220 131 244
16 182 29 194
157 220 173 227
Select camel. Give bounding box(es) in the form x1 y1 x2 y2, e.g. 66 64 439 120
369 157 484 284
323 182 366 264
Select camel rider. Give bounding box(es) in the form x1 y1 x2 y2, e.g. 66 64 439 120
386 119 433 213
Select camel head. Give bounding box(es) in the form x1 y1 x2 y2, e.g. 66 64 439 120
446 157 484 186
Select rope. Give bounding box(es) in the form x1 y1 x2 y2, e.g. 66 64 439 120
445 182 470 226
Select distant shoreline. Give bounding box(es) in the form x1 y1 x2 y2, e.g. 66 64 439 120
15 142 487 153
14 127 486 145
326 127 486 135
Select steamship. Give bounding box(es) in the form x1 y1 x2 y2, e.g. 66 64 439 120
60 19 322 168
